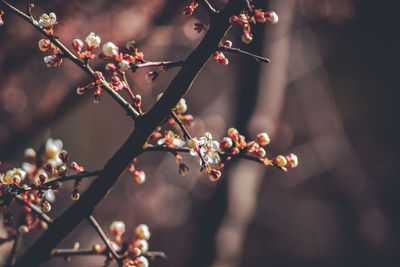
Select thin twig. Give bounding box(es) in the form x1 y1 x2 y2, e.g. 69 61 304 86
0 0 140 119
52 248 107 257
245 0 253 12
144 144 266 165
15 195 54 224
0 169 104 201
170 111 192 140
144 251 168 260
87 215 122 263
44 169 104 186
219 45 270 63
198 0 217 15
25 0 32 18
130 60 184 72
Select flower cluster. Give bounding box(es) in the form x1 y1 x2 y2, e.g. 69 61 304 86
38 37 63 68
213 40 232 66
74 34 147 106
102 222 152 267
183 1 198 16
230 10 278 44
38 12 57 28
0 138 84 236
219 128 298 171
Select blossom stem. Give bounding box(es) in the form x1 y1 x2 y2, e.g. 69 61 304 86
198 0 218 15
0 169 104 201
25 0 32 18
219 45 270 63
52 248 107 257
15 195 54 224
170 111 192 140
144 144 276 166
87 215 122 263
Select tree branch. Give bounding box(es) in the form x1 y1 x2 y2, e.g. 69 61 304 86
11 1 246 266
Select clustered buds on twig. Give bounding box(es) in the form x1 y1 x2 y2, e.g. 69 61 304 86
230 9 278 44
183 1 198 16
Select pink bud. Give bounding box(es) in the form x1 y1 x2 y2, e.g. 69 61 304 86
72 39 84 52
286 153 298 168
273 155 287 167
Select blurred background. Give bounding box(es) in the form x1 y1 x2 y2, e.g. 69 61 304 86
0 0 399 266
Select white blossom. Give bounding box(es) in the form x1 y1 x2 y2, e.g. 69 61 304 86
45 138 63 159
38 12 57 27
118 60 130 72
188 132 220 165
85 32 101 50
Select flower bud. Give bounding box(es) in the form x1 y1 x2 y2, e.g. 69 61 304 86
38 39 51 52
92 244 102 254
41 200 51 213
135 224 151 240
133 170 146 184
265 11 278 24
39 220 48 231
273 155 287 167
135 256 149 267
220 137 233 149
221 40 233 47
72 39 84 52
110 221 126 236
286 153 298 168
102 41 118 57
179 163 189 176
126 40 136 51
145 71 159 83
118 60 130 72
255 147 266 158
256 132 270 146
242 30 253 44
218 57 229 66
134 239 149 254
76 87 85 95
227 128 239 142
231 147 240 154
209 169 222 182
71 189 80 200
70 161 84 172
58 150 69 163
175 98 187 114
18 225 30 234
105 63 116 71
24 148 36 159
